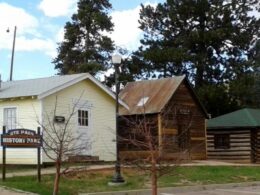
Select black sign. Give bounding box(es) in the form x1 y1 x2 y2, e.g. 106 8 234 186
1 127 42 182
1 129 42 148
54 116 65 123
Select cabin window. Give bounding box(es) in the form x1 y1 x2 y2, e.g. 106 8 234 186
214 134 230 149
78 110 89 127
4 107 17 130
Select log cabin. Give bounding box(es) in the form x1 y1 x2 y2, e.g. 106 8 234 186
119 76 209 161
207 108 260 163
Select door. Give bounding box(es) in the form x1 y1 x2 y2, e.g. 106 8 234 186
76 108 92 155
4 108 17 130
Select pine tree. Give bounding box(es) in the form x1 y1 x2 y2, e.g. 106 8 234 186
54 0 114 76
134 0 260 116
137 0 260 86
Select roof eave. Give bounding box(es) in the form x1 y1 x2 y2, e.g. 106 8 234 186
207 126 259 130
38 73 129 110
119 111 160 116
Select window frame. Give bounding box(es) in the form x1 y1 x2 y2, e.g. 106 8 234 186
3 107 17 130
77 109 89 127
214 134 230 149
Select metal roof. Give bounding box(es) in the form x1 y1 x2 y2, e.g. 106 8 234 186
207 108 260 129
0 73 128 109
0 74 84 99
119 76 186 115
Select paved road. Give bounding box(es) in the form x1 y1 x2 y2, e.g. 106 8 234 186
84 182 260 195
160 185 260 195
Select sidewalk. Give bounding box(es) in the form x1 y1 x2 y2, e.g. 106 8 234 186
81 181 260 195
0 186 36 195
2 164 114 178
2 160 259 178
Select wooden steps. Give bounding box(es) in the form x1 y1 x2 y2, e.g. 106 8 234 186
67 155 102 163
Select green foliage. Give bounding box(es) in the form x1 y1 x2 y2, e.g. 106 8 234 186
53 0 114 76
133 0 260 116
197 84 240 117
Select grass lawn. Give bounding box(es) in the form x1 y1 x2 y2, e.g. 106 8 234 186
1 166 260 195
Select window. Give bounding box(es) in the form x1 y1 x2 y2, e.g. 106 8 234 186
4 108 17 130
214 134 230 149
78 110 88 127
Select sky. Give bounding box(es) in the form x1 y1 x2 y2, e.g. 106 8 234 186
0 0 163 81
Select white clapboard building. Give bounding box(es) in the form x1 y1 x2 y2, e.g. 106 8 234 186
0 73 128 164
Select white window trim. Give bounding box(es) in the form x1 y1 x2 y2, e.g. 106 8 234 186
72 99 92 129
3 106 18 130
77 109 90 128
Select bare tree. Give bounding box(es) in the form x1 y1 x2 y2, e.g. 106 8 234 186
38 96 90 195
119 103 195 195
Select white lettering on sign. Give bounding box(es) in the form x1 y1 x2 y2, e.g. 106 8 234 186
1 129 42 147
2 137 41 145
3 138 26 144
9 130 35 136
26 138 41 144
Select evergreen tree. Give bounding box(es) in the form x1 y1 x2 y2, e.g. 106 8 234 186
104 48 144 87
134 0 260 116
54 0 114 76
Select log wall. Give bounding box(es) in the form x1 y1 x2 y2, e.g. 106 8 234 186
119 81 207 161
207 129 252 163
252 129 260 163
160 82 207 160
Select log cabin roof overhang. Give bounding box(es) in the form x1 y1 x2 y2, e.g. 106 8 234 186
207 108 260 130
119 76 209 118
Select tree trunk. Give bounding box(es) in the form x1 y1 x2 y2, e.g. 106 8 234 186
151 157 158 195
53 159 61 195
195 64 204 89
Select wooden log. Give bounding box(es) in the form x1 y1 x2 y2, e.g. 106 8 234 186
162 128 178 135
158 114 162 154
191 153 207 159
207 147 251 151
230 134 250 138
207 140 250 143
207 151 251 155
207 130 250 134
207 155 251 159
207 159 251 163
119 151 158 160
191 137 205 141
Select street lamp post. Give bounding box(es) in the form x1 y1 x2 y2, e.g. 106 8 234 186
109 54 125 185
7 26 17 81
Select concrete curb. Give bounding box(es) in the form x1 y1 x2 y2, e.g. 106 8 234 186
80 181 260 195
1 185 38 195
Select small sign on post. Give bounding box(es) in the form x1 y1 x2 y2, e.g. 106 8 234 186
1 127 42 182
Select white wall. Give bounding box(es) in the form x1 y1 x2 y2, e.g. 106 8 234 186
42 79 116 162
0 98 41 164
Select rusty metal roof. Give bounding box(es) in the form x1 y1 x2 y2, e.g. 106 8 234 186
119 76 185 115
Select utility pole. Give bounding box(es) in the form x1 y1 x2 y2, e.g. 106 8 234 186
7 26 17 81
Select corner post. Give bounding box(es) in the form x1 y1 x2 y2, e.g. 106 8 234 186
37 127 41 182
2 126 6 181
158 114 162 156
